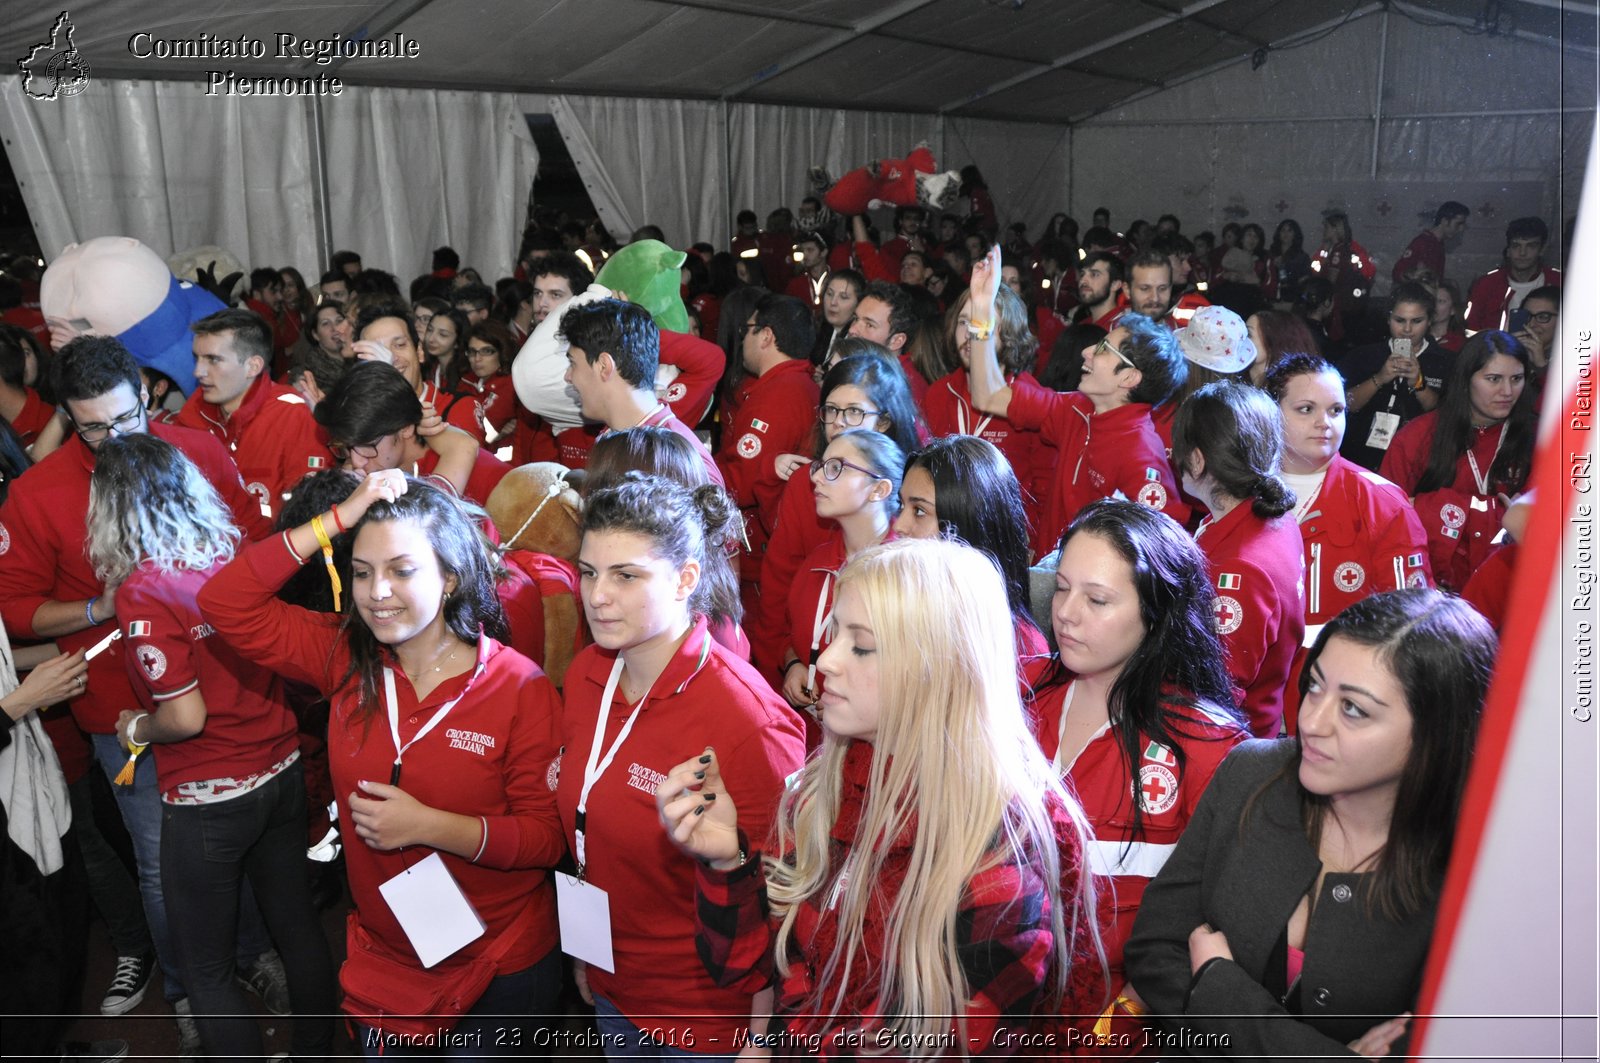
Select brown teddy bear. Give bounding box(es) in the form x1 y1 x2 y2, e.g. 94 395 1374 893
485 462 588 687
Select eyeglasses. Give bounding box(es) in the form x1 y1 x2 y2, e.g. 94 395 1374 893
328 441 382 462
816 403 881 427
466 344 500 359
73 403 144 442
739 320 765 336
810 456 885 482
1525 311 1558 324
1095 337 1138 371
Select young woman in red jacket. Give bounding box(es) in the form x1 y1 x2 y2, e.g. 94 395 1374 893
659 538 1107 1054
893 434 1049 673
1264 353 1433 728
779 430 904 720
1030 499 1249 1045
1172 382 1307 738
199 469 566 1052
1379 331 1536 591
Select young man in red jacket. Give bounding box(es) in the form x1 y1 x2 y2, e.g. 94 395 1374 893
1392 200 1469 285
968 249 1189 558
0 336 280 1037
717 294 818 616
1465 216 1562 332
178 309 333 522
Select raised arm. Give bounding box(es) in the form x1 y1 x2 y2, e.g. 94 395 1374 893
966 245 1014 417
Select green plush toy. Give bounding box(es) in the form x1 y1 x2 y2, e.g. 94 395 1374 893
594 239 690 334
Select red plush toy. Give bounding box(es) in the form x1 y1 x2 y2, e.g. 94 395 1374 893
820 144 960 215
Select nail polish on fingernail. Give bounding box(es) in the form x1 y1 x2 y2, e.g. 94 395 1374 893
693 770 705 779
703 792 716 801
698 754 712 764
693 805 705 816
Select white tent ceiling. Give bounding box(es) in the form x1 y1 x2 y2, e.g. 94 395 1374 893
4 0 1593 124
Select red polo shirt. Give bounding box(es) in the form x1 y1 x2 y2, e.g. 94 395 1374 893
557 618 805 1042
177 375 333 522
6 387 52 446
199 537 565 976
0 425 270 733
1005 382 1189 559
120 560 299 795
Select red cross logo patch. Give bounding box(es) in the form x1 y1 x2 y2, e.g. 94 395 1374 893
1333 562 1365 593
1440 503 1466 530
0 520 9 556
1213 595 1243 635
1137 481 1169 509
736 432 762 459
1136 763 1179 814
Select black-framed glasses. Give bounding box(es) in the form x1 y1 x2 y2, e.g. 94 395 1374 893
329 441 382 462
810 456 885 482
466 344 500 359
739 319 765 336
1095 337 1138 371
72 403 144 442
1526 310 1558 324
816 403 881 427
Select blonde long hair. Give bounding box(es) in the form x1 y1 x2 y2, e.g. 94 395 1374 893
765 538 1104 1045
86 434 241 584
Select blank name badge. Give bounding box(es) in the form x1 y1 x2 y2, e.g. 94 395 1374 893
555 872 615 972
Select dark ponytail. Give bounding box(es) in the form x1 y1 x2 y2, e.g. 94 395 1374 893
1171 380 1295 518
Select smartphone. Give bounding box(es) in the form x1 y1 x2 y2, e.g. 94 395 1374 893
1507 308 1532 334
1388 337 1413 359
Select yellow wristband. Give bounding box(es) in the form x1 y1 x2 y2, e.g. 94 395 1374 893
967 318 995 340
311 514 343 612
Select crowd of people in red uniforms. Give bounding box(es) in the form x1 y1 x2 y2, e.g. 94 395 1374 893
0 182 1557 1059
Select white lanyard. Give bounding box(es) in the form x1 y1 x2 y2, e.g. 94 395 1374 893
575 656 655 873
952 379 999 438
1293 478 1325 524
1052 681 1077 773
807 571 836 694
1466 423 1508 497
383 653 485 787
574 635 713 873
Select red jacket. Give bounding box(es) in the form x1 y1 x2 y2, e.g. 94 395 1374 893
897 353 930 411
924 368 1046 507
1005 383 1189 559
753 470 832 681
695 739 1106 1055
0 426 270 732
120 560 299 795
1296 456 1432 627
556 619 806 1042
717 359 820 555
1031 683 1247 983
658 329 725 428
199 537 565 979
1461 543 1515 633
176 375 333 523
1194 504 1305 738
1379 413 1515 591
608 403 723 489
1392 229 1446 284
1464 265 1562 332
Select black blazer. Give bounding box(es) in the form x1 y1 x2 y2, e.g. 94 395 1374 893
1124 739 1437 1060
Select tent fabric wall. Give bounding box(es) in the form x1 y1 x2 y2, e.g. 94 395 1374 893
324 87 538 282
1071 10 1593 288
0 79 538 279
0 77 319 265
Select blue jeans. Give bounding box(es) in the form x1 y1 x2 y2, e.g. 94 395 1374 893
593 997 738 1061
357 948 562 1058
161 761 336 1061
90 732 273 1001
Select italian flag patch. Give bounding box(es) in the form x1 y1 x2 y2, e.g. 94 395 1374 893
1217 573 1242 590
1145 467 1161 480
308 455 326 469
1143 741 1177 766
751 418 770 433
127 621 151 637
1406 553 1425 567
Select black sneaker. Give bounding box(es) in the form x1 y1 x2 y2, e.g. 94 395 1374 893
236 949 291 1015
173 997 202 1058
59 1040 130 1062
98 952 154 1016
